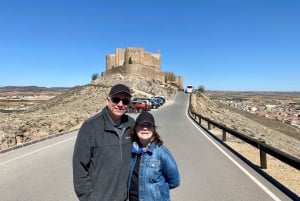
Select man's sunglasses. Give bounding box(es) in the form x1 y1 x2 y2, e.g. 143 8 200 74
111 97 130 105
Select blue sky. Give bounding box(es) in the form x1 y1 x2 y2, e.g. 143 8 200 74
0 0 299 91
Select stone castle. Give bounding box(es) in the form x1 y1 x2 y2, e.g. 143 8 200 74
102 47 183 88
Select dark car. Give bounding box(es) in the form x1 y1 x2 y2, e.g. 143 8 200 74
149 99 160 109
151 96 165 105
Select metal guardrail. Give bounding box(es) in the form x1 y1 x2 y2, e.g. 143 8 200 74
188 95 300 170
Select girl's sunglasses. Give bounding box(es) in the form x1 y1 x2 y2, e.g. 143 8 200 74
111 97 130 105
137 123 154 130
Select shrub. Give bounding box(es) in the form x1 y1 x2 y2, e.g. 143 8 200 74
91 73 99 81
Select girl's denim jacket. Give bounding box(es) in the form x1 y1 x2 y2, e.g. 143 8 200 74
128 142 180 201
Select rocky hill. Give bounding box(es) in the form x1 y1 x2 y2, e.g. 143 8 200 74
0 74 177 150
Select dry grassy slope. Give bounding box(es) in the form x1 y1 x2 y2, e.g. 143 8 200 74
0 85 108 149
191 93 300 158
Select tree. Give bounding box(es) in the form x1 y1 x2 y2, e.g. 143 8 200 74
196 85 205 95
91 73 99 81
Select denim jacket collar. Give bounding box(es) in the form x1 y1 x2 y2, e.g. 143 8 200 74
131 141 156 155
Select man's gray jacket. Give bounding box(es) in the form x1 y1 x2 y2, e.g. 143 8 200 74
73 107 135 201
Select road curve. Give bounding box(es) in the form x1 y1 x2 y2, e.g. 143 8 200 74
0 91 295 201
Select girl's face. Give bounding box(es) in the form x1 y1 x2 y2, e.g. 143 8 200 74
135 123 154 147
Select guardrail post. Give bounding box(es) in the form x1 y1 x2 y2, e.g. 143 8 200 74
258 139 267 169
208 121 211 130
222 130 226 141
198 116 201 124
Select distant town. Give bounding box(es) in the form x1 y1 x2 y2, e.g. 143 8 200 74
0 86 69 112
208 91 300 129
0 95 55 111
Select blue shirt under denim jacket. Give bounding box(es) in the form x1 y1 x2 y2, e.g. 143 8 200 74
128 141 180 201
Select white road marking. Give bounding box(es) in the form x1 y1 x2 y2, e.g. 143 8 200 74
0 136 76 167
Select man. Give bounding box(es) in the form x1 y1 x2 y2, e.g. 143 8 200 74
73 84 135 201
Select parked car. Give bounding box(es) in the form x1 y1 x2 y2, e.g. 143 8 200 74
149 99 160 109
128 100 139 113
129 100 150 113
151 96 165 105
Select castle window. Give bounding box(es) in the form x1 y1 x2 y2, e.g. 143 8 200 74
128 57 133 64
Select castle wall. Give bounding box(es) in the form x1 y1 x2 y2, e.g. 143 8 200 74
103 64 165 83
106 47 160 71
177 76 184 89
143 52 160 70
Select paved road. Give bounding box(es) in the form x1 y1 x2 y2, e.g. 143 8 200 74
0 91 294 201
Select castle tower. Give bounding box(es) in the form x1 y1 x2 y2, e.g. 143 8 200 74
124 47 144 65
115 48 126 66
106 54 115 71
104 47 181 86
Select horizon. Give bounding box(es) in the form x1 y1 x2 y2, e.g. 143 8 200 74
1 85 300 93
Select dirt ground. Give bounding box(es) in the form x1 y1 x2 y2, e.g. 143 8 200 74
210 128 300 197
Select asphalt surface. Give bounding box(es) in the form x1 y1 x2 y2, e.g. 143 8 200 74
0 91 295 201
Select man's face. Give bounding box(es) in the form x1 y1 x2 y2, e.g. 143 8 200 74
107 92 131 120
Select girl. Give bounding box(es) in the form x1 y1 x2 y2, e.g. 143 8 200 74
128 111 180 201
